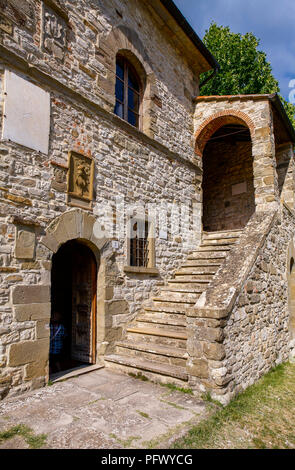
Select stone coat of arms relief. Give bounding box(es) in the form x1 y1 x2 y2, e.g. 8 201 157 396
41 3 67 60
67 151 94 209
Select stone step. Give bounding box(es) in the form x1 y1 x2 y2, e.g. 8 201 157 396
104 354 188 383
127 326 187 340
198 245 231 252
184 260 223 267
175 266 218 274
154 292 201 302
161 285 205 293
126 327 187 349
153 297 197 307
173 274 215 281
168 279 211 285
137 314 186 327
202 230 242 239
200 239 238 246
188 252 227 260
145 305 188 314
135 319 186 333
115 341 187 366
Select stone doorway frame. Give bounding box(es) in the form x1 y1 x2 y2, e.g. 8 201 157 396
50 239 98 369
194 100 281 214
40 209 112 382
198 113 256 232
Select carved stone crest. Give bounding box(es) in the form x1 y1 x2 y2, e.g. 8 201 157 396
51 163 67 192
41 3 67 60
67 151 94 209
15 227 35 260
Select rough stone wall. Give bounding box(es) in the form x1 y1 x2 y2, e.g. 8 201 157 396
0 74 201 397
203 140 255 231
0 0 206 398
223 206 295 399
0 0 198 160
276 143 295 209
186 207 295 404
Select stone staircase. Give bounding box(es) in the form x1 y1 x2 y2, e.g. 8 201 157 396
104 229 242 385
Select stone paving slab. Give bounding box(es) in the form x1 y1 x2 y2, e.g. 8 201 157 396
0 368 208 449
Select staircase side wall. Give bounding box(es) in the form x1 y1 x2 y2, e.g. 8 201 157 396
187 207 295 404
220 206 295 402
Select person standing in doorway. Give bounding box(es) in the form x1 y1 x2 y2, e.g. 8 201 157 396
49 311 68 374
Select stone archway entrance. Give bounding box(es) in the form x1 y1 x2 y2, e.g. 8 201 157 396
50 240 97 374
201 120 255 232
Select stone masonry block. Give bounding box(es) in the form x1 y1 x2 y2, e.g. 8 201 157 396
36 320 50 339
187 359 209 379
8 338 49 367
15 228 36 259
24 360 48 381
203 342 226 361
12 286 50 305
14 303 51 321
196 326 224 343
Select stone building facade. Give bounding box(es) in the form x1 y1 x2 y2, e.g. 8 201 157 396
0 0 295 404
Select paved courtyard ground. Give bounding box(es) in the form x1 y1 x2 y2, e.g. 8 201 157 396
0 369 207 449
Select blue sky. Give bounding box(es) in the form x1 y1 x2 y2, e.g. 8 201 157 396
174 0 295 101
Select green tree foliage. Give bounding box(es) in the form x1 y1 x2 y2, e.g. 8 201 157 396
201 23 295 128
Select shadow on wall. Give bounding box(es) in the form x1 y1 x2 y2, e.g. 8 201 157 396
202 124 255 232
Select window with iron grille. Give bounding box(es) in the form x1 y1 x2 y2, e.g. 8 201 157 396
129 220 150 267
114 55 141 129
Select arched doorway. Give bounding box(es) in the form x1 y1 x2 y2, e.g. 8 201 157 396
50 240 97 374
202 122 255 232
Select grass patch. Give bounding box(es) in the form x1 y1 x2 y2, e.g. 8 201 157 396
201 392 223 408
87 398 106 405
159 383 194 395
128 373 193 396
173 362 295 449
160 399 186 411
128 372 149 382
137 410 150 419
109 433 140 448
0 424 47 449
47 380 54 386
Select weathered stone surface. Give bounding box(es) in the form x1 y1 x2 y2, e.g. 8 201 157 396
187 359 209 379
36 320 50 340
15 228 35 260
8 339 50 367
203 343 226 361
24 360 48 381
14 303 51 322
12 286 50 305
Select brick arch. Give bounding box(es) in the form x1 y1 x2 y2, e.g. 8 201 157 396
195 110 255 157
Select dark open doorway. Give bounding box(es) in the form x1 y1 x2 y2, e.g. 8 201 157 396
50 240 97 376
202 123 255 232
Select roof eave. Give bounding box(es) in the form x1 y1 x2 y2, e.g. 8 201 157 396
269 93 295 144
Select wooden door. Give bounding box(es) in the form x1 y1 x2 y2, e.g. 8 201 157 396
71 244 97 363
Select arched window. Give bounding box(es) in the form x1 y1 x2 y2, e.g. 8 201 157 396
114 55 141 128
